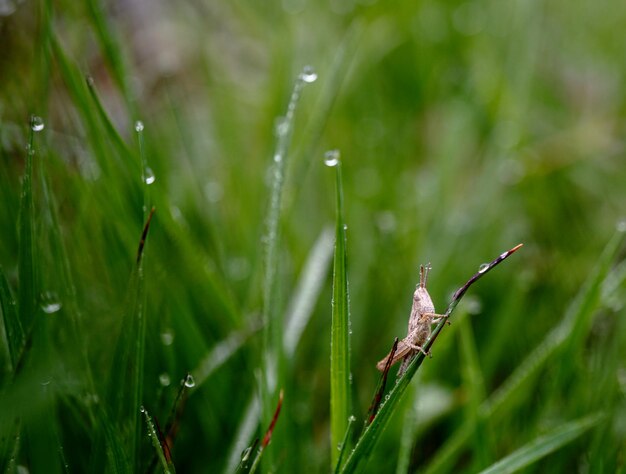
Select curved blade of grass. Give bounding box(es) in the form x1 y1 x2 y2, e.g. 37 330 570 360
340 244 522 473
425 230 625 474
260 67 316 451
478 413 604 474
84 0 134 111
284 226 334 358
329 153 352 469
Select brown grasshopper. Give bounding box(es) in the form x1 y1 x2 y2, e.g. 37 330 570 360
376 264 447 375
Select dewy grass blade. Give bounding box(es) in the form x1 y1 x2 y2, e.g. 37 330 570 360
424 231 624 474
340 245 522 473
140 406 175 474
260 67 317 447
477 413 604 474
18 117 39 337
327 151 352 469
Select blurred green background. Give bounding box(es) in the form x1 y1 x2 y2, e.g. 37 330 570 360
1 0 626 472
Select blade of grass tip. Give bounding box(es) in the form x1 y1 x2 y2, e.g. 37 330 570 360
140 406 176 474
145 374 192 474
477 413 604 474
260 67 316 447
334 415 357 474
249 389 284 474
341 245 522 473
134 120 153 223
85 76 134 159
0 265 24 372
283 227 334 358
235 439 259 474
224 395 261 474
327 150 352 469
18 116 40 338
425 234 621 474
84 0 135 112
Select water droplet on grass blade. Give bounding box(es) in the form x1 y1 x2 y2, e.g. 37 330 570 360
144 167 156 185
324 149 340 167
478 263 489 273
184 374 196 388
139 405 146 413
299 65 318 83
275 117 289 137
161 330 174 346
31 116 45 132
159 373 171 386
135 120 144 132
41 291 62 314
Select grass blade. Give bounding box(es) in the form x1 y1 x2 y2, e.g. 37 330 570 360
260 67 317 453
0 265 23 372
223 395 261 474
141 406 176 474
18 117 39 338
283 227 334 358
328 151 352 469
477 413 604 474
341 245 522 473
425 230 625 474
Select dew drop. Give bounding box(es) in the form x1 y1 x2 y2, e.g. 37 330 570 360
41 291 62 314
478 263 489 273
139 405 146 413
159 373 171 387
134 120 144 132
299 65 318 83
144 167 156 185
337 442 343 451
241 446 252 460
616 219 626 233
161 330 174 346
184 374 196 388
273 153 282 163
348 415 356 422
31 116 45 132
275 117 289 137
324 149 340 167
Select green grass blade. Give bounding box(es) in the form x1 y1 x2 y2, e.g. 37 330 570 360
342 245 522 473
0 265 23 371
141 406 175 474
260 67 317 449
83 0 134 110
284 227 334 358
18 117 39 337
328 152 352 469
223 395 260 474
484 229 625 418
478 413 604 474
424 230 624 474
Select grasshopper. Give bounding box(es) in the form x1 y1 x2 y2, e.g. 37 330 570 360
376 264 447 375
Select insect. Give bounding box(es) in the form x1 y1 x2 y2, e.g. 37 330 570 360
376 264 447 375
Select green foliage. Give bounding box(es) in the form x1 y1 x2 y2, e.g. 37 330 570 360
1 0 626 472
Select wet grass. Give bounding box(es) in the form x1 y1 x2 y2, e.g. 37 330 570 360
1 0 626 472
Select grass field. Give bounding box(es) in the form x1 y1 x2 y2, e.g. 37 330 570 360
1 1 626 472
